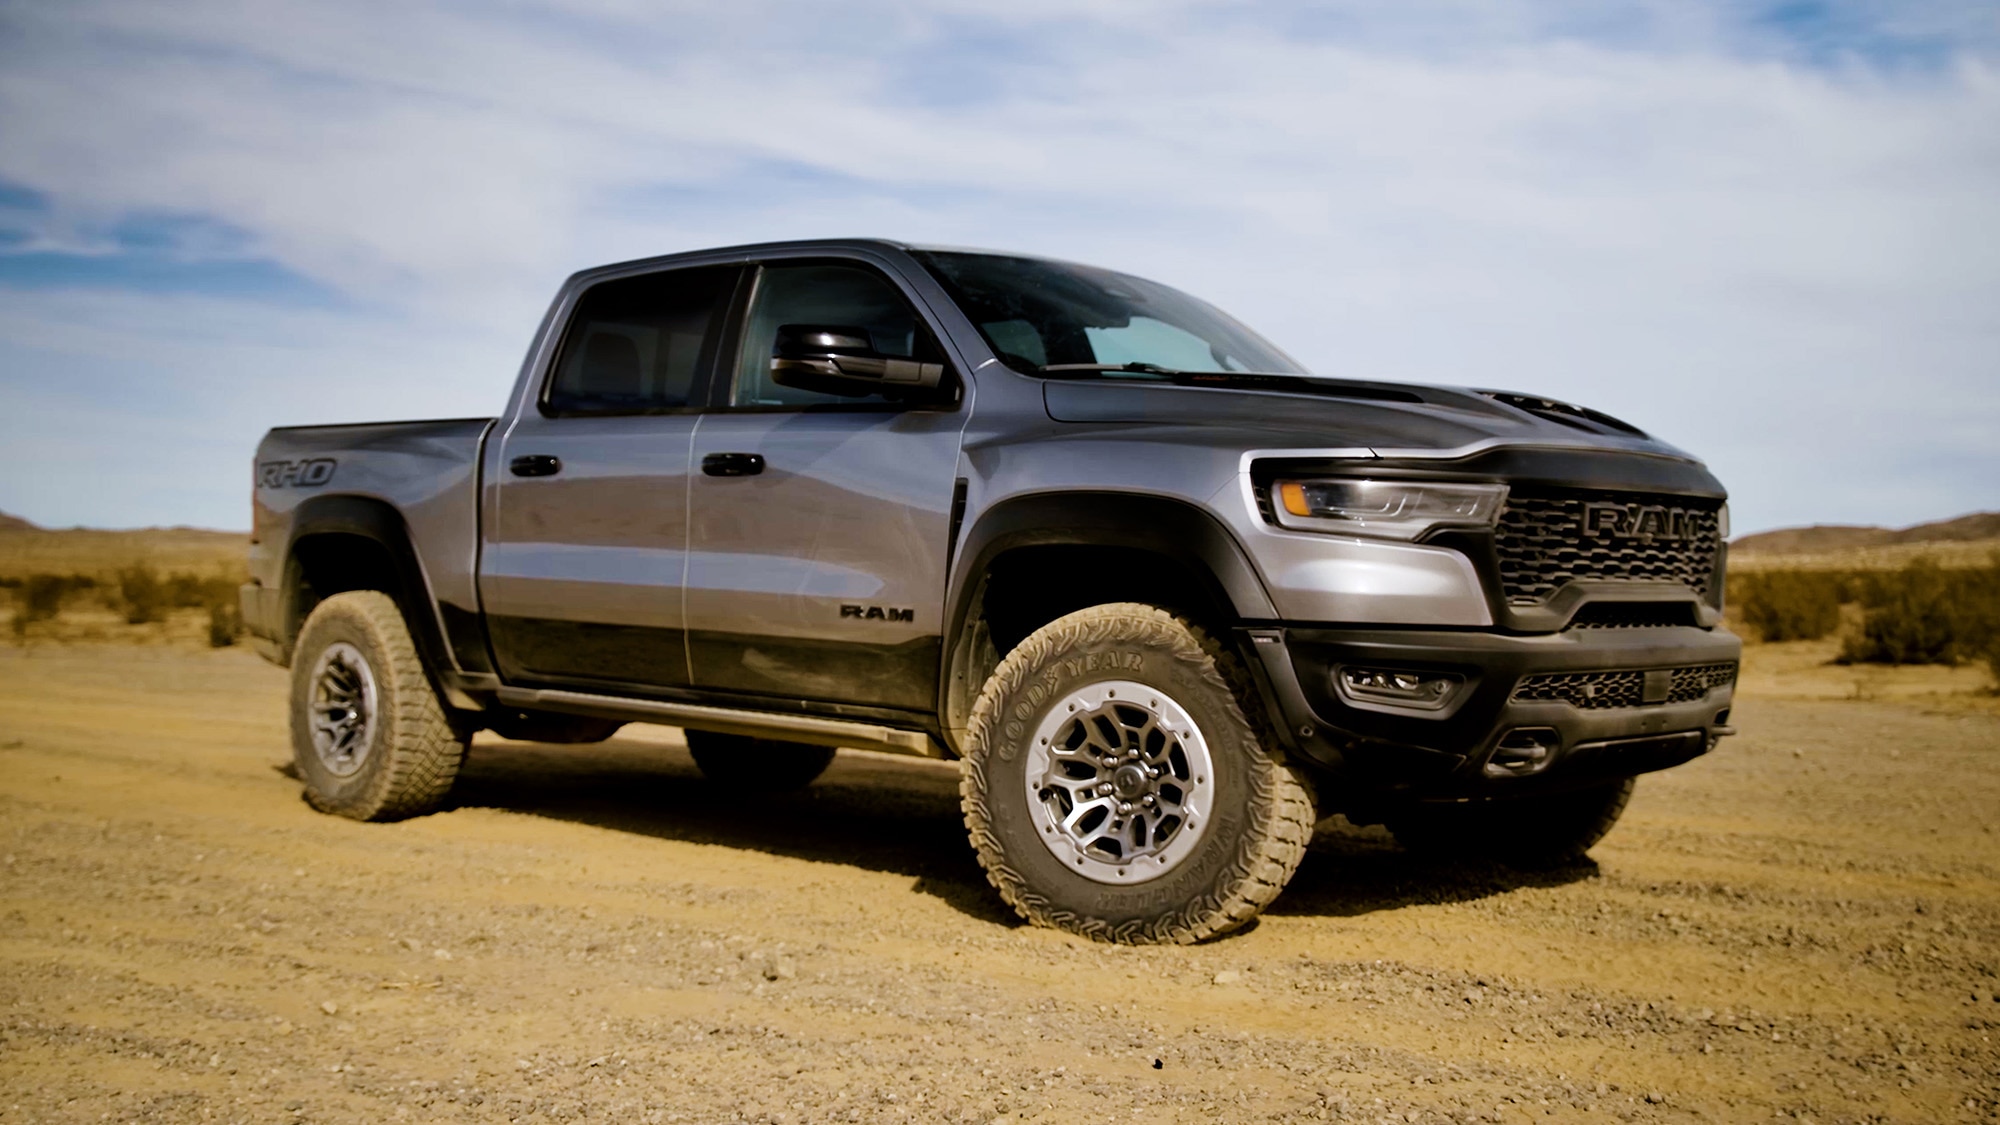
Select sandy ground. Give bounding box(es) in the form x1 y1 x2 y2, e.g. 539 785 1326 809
2 643 1997 1125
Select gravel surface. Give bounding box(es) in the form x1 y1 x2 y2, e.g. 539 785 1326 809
1 644 1996 1124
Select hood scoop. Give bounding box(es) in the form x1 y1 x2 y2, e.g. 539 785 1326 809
1477 391 1648 438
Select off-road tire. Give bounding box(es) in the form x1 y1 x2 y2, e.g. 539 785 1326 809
288 590 468 821
1387 777 1636 868
960 603 1315 944
685 730 838 791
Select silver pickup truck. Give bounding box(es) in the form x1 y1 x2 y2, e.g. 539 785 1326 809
245 239 1740 944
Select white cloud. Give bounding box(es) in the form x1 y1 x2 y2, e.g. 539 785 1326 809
0 0 1995 532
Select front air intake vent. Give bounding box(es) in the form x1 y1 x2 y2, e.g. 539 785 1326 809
1512 663 1738 710
1565 602 1700 630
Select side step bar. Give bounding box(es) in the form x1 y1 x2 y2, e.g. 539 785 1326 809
493 686 945 760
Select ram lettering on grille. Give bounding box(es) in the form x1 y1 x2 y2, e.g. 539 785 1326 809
1495 489 1722 605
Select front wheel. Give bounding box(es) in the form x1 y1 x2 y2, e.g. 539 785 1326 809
288 590 468 821
960 603 1315 944
1387 777 1636 868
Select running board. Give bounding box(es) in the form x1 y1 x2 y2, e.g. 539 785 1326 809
493 686 944 759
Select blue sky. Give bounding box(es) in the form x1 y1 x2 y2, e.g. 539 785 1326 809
1 0 1996 533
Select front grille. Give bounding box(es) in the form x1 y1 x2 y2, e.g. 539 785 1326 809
1512 662 1738 710
1493 489 1722 606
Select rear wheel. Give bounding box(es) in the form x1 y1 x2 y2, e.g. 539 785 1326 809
960 603 1315 944
685 730 838 791
1387 777 1635 868
289 590 468 821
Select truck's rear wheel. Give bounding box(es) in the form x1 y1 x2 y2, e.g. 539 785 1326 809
685 730 837 791
1387 777 1635 868
288 590 468 821
961 603 1314 944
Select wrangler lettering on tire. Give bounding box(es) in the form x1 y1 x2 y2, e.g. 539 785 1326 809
960 603 1315 944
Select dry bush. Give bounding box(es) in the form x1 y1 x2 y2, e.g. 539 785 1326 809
1838 557 2000 666
5 557 243 646
7 573 95 637
1733 569 1846 642
206 600 242 648
116 564 166 625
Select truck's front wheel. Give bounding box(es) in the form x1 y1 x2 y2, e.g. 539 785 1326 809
961 604 1315 944
288 590 468 821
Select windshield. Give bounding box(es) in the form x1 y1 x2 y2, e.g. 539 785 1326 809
911 251 1306 377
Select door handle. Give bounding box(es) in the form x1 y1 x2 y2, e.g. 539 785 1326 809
702 452 765 477
509 454 562 477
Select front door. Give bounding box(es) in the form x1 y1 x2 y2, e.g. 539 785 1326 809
481 263 740 689
684 260 968 712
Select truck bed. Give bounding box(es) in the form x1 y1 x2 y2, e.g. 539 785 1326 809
246 417 495 663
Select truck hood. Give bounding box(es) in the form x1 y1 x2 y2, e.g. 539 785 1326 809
1042 375 1698 460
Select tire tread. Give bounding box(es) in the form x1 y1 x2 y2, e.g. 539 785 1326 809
291 590 466 821
960 603 1315 944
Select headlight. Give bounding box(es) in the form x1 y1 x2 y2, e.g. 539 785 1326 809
1717 502 1731 541
1270 478 1507 540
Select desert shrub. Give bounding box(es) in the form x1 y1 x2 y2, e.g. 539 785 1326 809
116 564 165 625
11 573 87 636
1838 557 2000 665
206 600 241 647
165 572 239 610
1734 569 1844 642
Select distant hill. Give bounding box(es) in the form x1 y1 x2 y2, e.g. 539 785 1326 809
1733 512 2000 556
0 517 248 579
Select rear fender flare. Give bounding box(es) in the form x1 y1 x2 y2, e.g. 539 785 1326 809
283 495 474 705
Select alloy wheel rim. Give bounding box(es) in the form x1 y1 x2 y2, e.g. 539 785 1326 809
1025 679 1215 884
308 641 378 778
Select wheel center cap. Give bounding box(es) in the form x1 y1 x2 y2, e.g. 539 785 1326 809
1111 763 1150 799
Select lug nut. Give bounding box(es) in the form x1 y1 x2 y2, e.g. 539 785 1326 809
1142 795 1155 807
1118 802 1133 814
1098 783 1113 796
1147 767 1160 778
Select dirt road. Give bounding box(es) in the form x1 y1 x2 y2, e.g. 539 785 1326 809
1 643 1996 1124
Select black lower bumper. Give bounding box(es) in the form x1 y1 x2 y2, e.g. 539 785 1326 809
1240 624 1742 800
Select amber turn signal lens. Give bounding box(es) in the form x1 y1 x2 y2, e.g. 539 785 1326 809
1278 480 1310 517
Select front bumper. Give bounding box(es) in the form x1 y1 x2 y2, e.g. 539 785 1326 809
1241 624 1742 799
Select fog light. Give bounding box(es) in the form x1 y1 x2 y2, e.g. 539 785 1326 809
1484 728 1559 777
1335 666 1462 711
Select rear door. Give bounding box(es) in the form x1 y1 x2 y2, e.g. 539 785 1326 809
684 258 968 712
481 264 741 689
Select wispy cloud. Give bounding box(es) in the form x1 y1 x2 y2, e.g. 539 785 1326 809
0 0 1995 530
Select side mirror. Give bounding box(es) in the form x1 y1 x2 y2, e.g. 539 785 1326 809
770 324 946 399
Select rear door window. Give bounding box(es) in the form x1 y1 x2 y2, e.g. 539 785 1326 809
544 265 738 415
